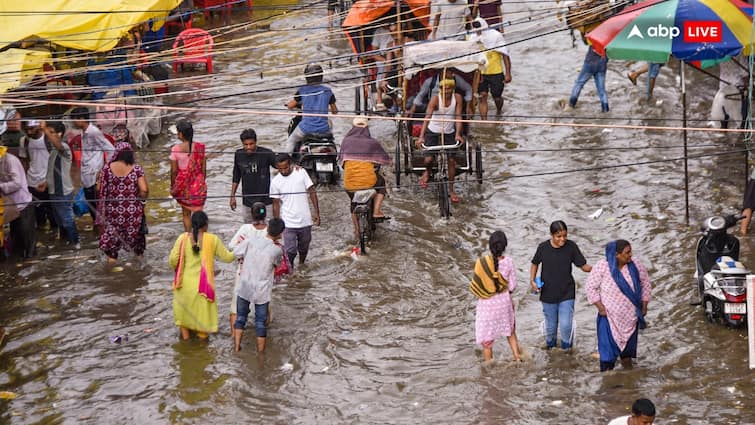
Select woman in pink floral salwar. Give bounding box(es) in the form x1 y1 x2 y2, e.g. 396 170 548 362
471 231 522 362
585 239 652 372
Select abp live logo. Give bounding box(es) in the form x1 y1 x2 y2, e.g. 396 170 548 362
684 21 722 43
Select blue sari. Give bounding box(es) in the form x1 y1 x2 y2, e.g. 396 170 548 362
597 241 645 367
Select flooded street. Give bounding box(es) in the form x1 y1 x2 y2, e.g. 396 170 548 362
1 1 754 424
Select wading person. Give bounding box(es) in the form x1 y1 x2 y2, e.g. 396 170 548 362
608 398 656 425
18 120 56 231
568 45 609 112
469 17 512 120
97 143 149 263
530 220 591 350
585 239 651 372
0 144 35 258
228 202 269 335
170 211 235 340
41 122 80 249
170 120 207 232
232 218 285 353
71 107 115 224
270 153 320 269
470 231 521 362
229 128 276 223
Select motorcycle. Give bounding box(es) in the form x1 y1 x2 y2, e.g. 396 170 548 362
287 114 340 185
694 214 749 326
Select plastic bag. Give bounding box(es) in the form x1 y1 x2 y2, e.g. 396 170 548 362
72 188 90 217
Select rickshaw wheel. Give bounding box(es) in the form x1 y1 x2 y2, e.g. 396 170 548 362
394 138 402 188
475 142 483 185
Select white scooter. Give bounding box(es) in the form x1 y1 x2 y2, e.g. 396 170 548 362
695 214 748 327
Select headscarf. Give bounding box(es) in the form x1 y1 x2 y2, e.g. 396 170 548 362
469 17 510 57
337 126 392 166
605 241 646 330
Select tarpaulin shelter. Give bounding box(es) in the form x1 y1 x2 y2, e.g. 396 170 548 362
342 0 431 62
0 48 51 94
0 0 182 52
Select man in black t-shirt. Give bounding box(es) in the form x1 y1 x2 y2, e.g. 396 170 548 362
230 129 277 223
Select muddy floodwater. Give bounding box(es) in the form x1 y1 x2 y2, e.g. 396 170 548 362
1 1 754 424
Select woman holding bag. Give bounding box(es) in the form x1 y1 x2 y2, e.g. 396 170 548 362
170 120 207 232
470 230 521 362
170 211 235 340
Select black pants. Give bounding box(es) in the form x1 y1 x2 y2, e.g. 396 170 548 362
28 186 56 229
83 185 98 220
10 206 37 258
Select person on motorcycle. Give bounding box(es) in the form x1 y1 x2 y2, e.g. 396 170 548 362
284 63 338 154
338 117 392 241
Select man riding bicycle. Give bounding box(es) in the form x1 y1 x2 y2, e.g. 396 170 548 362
338 117 392 241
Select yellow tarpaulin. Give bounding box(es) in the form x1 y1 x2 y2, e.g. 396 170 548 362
0 48 51 94
0 0 181 52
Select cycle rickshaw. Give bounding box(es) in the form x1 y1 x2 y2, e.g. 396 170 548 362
394 40 485 218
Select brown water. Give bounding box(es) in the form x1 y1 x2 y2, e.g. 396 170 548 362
1 2 754 424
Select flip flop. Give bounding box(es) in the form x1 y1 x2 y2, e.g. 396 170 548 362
627 73 637 86
450 194 461 203
373 216 392 223
418 178 428 189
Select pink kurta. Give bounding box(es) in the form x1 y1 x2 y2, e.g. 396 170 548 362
585 259 651 350
475 256 517 344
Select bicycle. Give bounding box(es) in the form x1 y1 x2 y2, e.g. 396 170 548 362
421 140 462 219
352 188 377 254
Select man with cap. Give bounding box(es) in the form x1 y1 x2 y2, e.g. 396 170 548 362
230 128 277 223
228 201 270 335
18 120 56 230
338 117 392 241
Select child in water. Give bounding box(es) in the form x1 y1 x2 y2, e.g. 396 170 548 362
471 231 522 362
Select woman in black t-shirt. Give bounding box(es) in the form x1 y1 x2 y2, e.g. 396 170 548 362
530 221 592 350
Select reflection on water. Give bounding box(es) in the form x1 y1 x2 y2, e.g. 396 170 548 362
1 1 755 424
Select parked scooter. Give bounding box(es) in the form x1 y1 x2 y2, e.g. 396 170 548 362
287 114 340 185
694 214 748 326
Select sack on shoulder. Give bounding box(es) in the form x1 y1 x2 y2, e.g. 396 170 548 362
469 255 508 299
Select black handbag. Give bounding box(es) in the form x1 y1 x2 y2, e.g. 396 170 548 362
139 211 149 235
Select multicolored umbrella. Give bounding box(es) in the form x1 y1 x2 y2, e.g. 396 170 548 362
587 0 754 64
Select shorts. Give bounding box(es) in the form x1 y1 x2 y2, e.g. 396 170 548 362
648 62 663 79
423 130 463 160
478 73 504 98
327 0 340 11
346 174 386 213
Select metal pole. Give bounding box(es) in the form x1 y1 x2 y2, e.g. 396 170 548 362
682 61 689 224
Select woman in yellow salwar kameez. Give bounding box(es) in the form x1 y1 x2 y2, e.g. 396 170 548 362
170 211 235 340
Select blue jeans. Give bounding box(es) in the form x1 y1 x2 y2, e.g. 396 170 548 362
569 51 608 111
49 193 79 244
542 299 575 349
234 298 269 337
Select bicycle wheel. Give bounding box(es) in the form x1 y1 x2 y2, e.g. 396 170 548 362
358 212 370 254
475 142 483 185
438 176 451 219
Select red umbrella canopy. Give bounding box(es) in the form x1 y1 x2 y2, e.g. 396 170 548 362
586 0 754 63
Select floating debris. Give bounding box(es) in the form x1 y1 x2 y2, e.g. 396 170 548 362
589 208 603 219
0 391 18 400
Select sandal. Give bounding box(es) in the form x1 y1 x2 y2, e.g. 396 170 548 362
418 177 428 189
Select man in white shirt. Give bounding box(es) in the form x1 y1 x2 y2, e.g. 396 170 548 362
608 399 656 425
270 153 320 269
71 107 115 222
18 120 55 229
431 0 472 41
